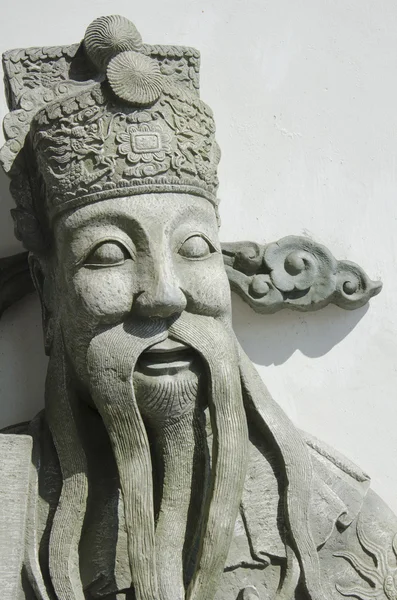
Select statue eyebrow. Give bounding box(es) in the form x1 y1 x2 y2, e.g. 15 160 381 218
61 214 150 258
164 202 217 231
62 210 145 235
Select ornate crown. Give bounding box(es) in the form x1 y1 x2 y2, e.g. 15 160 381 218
0 15 221 250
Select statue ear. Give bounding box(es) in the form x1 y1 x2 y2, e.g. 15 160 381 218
28 253 55 355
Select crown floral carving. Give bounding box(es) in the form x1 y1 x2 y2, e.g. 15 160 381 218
28 78 220 222
117 122 172 177
0 15 217 250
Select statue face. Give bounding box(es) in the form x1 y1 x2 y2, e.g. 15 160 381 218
43 192 247 600
50 192 231 386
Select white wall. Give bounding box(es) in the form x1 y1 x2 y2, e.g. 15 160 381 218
1 0 397 513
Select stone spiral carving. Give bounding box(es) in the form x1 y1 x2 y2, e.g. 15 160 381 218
222 236 382 313
84 15 143 71
107 51 163 105
264 237 336 304
335 261 381 310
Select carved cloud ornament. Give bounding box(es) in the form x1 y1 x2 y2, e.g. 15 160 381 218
222 236 382 313
0 13 395 600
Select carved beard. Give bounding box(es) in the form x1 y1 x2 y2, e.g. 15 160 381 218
132 367 209 596
85 312 249 600
43 313 323 600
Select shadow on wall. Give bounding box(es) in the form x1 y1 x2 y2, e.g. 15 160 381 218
232 292 368 366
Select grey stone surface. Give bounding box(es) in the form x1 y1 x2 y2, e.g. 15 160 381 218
0 435 32 600
223 237 382 313
0 13 395 600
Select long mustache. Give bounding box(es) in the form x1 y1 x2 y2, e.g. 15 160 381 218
45 327 88 600
168 313 249 600
42 315 323 600
87 312 249 600
87 318 167 600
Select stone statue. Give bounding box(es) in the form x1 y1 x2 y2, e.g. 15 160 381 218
0 15 395 600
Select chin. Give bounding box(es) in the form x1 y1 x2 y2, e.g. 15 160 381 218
133 342 205 424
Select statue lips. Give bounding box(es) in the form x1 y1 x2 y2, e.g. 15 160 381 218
137 337 195 375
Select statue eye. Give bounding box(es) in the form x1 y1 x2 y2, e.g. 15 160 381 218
84 241 132 267
178 235 214 260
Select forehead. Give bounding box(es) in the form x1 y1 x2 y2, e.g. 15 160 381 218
55 193 217 237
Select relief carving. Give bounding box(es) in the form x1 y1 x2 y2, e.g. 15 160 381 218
0 14 394 600
335 519 397 600
223 236 382 313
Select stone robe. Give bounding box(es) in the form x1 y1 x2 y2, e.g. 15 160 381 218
1 412 396 600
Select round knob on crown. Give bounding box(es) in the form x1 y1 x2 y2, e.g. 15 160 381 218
84 15 143 72
107 51 163 105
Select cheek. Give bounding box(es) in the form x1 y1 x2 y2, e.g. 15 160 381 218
179 256 232 318
65 264 136 324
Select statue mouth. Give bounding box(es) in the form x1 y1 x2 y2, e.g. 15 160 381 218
137 338 195 375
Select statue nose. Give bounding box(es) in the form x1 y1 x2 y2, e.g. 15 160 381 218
134 279 187 319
